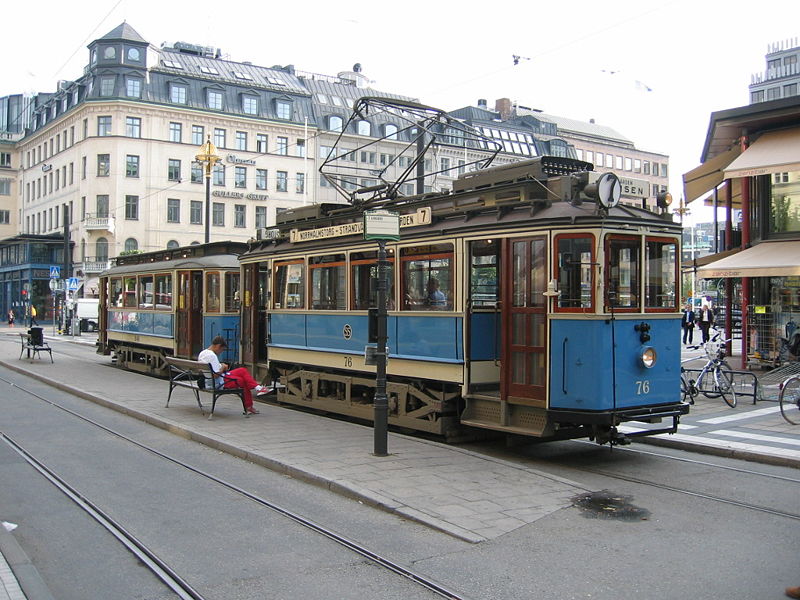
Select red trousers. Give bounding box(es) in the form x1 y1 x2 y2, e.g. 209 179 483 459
223 367 258 410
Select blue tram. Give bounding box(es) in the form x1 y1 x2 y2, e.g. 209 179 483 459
97 241 246 374
239 156 689 444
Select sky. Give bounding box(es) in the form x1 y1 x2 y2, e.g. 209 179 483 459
3 0 797 225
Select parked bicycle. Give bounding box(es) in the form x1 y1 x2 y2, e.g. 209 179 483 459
779 374 800 425
680 332 737 408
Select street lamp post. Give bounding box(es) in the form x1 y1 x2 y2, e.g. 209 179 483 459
195 137 221 244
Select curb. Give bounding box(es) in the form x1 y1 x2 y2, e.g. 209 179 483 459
0 525 56 600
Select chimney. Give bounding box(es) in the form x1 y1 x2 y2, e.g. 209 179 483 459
477 99 487 109
495 98 513 120
589 118 595 124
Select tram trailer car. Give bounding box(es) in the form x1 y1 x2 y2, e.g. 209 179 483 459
241 156 689 444
97 241 246 375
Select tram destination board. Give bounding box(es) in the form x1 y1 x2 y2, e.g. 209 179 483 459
364 209 400 241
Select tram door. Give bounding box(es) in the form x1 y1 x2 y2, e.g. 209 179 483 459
176 270 204 358
501 237 547 405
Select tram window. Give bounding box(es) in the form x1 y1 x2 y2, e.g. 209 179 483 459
605 236 641 310
351 250 395 310
155 274 172 309
110 277 123 307
555 235 594 310
469 240 498 307
274 261 305 309
512 238 546 308
310 254 346 310
138 275 154 308
645 238 677 310
123 276 137 308
224 272 240 312
206 272 221 312
401 243 453 311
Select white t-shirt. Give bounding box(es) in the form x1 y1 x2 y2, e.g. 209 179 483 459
197 348 224 388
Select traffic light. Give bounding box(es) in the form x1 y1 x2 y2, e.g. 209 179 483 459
21 289 27 298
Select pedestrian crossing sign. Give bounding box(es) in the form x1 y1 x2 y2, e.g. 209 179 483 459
50 266 60 279
67 277 79 291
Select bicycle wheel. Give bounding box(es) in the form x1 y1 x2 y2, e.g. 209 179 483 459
714 367 737 408
779 375 800 425
697 369 721 398
680 375 695 405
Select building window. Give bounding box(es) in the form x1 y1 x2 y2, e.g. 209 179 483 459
296 138 305 157
275 99 291 119
624 157 632 171
296 172 305 194
166 240 180 249
276 171 288 192
214 128 226 148
190 200 202 224
96 238 109 261
660 163 668 177
97 154 110 176
235 166 247 188
234 204 246 228
242 96 258 115
751 90 765 103
126 117 141 138
276 136 288 155
170 84 187 104
207 89 223 110
329 116 343 132
256 169 267 190
643 161 650 175
126 78 141 98
0 179 10 195
0 210 9 224
255 206 267 229
168 159 181 181
191 162 203 183
169 122 182 143
192 125 204 145
256 134 268 153
360 151 376 164
212 202 224 226
98 116 112 136
384 124 398 140
212 163 225 185
235 131 247 151
784 83 798 97
100 76 115 96
167 198 180 223
127 47 141 62
126 155 139 177
767 87 780 101
357 120 371 136
125 195 139 220
124 238 138 253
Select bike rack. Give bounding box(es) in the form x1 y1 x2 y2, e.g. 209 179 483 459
682 368 760 405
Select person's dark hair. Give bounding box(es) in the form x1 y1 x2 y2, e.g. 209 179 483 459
211 335 227 348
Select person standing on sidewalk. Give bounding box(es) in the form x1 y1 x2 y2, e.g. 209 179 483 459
681 303 696 345
7 309 14 327
698 305 714 343
29 304 38 326
198 335 266 415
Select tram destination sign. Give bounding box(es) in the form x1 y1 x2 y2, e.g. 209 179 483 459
290 207 431 243
364 209 400 241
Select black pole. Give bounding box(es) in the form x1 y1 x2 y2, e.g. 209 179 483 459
204 171 211 244
374 239 389 456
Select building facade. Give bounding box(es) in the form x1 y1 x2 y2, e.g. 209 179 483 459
749 38 800 104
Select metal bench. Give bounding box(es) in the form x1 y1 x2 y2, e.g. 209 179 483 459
18 327 53 362
163 356 247 419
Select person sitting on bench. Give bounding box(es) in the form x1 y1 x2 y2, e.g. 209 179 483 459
197 336 266 415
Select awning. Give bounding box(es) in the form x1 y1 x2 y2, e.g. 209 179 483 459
696 240 800 278
681 247 741 273
702 178 742 209
724 128 800 179
682 146 741 203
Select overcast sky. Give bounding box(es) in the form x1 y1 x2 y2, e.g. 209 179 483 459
4 0 797 224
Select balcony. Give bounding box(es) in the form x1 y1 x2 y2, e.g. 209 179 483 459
83 214 115 232
76 257 111 274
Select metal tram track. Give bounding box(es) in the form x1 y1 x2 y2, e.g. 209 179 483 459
0 375 468 600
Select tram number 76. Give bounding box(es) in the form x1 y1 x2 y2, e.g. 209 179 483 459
635 380 650 395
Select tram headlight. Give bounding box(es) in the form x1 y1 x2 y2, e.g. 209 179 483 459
640 346 657 369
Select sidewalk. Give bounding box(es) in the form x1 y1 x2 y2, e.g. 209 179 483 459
1 331 798 543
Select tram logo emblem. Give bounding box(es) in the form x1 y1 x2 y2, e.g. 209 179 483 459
343 324 352 340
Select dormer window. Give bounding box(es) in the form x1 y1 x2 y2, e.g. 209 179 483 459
266 76 285 87
275 99 292 120
207 89 223 110
162 59 183 69
103 47 116 60
127 47 141 62
233 71 253 81
200 66 219 75
90 49 97 65
169 83 187 104
242 95 258 115
384 124 398 140
329 115 343 132
100 76 115 97
126 78 142 98
357 120 371 136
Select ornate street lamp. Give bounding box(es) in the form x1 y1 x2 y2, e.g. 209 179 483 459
195 136 221 244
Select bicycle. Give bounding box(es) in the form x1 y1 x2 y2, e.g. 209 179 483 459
680 332 737 408
779 374 800 425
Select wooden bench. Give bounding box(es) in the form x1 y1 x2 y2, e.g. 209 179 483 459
18 328 53 362
163 356 247 419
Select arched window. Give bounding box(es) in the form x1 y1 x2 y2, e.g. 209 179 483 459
190 241 200 246
96 238 108 261
384 124 398 140
357 120 371 136
166 240 180 249
329 116 343 132
124 238 138 252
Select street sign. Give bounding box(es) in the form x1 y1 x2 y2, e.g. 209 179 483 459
67 277 80 291
49 279 56 291
50 266 60 279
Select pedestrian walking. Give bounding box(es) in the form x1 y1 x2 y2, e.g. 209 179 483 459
698 305 713 343
681 303 696 345
29 304 38 326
